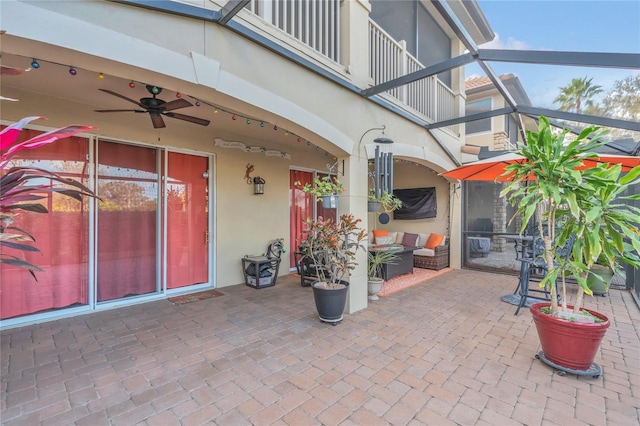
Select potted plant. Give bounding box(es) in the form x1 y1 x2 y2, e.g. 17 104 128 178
367 247 400 300
295 175 344 209
300 214 367 325
368 189 402 213
587 254 614 296
501 116 640 375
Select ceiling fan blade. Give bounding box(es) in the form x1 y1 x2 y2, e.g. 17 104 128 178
94 109 146 113
98 89 145 108
164 112 211 126
162 98 193 112
150 114 166 129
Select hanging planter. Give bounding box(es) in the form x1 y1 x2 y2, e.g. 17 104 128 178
321 195 339 209
367 200 381 212
295 175 344 210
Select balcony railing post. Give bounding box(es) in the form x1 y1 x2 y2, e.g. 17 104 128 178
399 40 408 104
340 0 372 86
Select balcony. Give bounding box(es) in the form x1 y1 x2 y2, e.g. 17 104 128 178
244 0 456 130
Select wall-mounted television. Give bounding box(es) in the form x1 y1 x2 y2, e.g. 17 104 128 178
393 187 437 220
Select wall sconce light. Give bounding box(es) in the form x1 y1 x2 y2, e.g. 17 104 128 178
253 176 265 194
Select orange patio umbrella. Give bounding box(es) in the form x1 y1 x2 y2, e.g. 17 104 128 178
441 152 640 181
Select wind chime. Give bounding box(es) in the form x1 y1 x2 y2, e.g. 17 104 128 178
372 134 394 199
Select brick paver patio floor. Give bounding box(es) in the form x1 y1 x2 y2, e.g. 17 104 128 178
2 269 639 425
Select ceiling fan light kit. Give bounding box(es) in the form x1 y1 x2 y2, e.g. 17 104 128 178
95 85 210 128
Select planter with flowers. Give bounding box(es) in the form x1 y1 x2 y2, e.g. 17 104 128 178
299 214 367 325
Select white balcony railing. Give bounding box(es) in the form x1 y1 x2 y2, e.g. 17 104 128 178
243 4 455 129
369 20 455 127
245 0 340 62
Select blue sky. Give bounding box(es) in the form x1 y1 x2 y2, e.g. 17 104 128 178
467 0 640 108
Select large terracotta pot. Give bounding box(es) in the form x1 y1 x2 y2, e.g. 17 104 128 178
530 302 610 371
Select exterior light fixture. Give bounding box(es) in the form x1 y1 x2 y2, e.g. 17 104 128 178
253 176 265 194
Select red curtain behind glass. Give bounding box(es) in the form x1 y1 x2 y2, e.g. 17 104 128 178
97 141 158 302
289 170 314 266
166 152 209 289
1 129 89 319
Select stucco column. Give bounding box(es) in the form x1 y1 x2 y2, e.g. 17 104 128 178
339 153 369 314
339 0 372 87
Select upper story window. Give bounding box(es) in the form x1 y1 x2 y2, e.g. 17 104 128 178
465 99 492 135
370 0 452 87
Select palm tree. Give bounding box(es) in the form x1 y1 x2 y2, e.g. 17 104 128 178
553 77 603 114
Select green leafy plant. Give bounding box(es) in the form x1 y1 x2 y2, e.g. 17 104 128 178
367 248 400 280
1 116 98 278
299 214 367 287
295 175 344 197
501 116 640 316
368 189 402 212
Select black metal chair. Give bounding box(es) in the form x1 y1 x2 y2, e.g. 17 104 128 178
242 238 285 288
293 245 328 287
513 233 574 315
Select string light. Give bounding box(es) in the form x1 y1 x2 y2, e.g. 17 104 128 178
1 55 331 158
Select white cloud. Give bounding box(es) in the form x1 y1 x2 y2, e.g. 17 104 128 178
480 33 531 50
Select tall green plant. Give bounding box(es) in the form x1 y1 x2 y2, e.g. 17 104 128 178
501 116 640 315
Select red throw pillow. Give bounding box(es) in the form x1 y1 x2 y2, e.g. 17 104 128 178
372 229 388 239
425 233 444 249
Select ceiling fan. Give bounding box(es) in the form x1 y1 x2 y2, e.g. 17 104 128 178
95 85 210 129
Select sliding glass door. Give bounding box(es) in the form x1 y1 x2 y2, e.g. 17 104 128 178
96 141 159 302
166 152 209 289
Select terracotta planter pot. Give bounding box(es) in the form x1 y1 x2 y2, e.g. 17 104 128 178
530 302 610 371
312 280 348 324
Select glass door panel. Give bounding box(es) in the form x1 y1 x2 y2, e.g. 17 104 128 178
97 142 159 302
289 170 314 266
0 130 90 319
166 152 209 289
